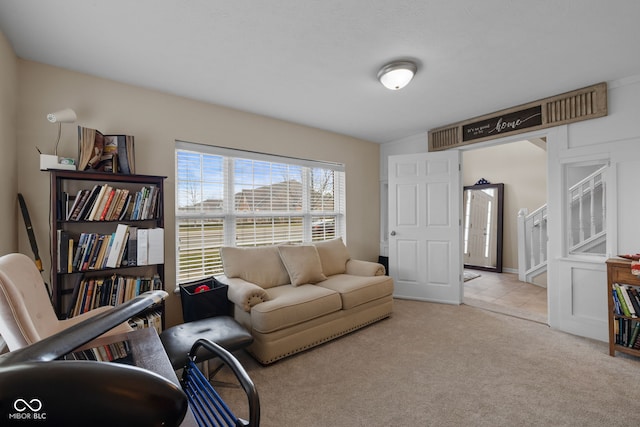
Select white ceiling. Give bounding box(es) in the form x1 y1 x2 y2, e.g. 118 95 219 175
1 0 639 144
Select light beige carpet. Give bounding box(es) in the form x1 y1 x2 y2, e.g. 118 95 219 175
216 299 640 427
463 295 548 325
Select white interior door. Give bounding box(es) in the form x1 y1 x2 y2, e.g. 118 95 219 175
388 150 462 304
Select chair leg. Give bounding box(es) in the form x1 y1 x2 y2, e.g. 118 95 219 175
205 358 241 388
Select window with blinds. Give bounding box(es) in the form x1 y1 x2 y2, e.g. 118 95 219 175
175 142 346 284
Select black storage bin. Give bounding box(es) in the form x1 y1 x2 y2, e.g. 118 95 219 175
179 277 230 322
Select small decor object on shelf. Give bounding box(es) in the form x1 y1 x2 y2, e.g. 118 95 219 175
618 253 640 260
632 261 640 277
78 126 135 174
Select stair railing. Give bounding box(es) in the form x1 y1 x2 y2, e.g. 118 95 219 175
517 165 607 283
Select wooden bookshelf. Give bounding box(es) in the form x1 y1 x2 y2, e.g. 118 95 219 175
606 257 640 357
50 170 166 327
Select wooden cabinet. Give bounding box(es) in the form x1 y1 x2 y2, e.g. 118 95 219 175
50 170 166 327
606 257 640 357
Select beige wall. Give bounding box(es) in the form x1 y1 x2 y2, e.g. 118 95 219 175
463 140 547 271
15 60 380 326
0 31 18 255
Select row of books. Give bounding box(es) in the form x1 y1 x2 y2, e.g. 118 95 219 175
63 182 160 222
63 308 162 362
615 318 640 349
68 273 163 318
64 339 132 363
129 311 163 335
57 225 164 273
612 283 640 318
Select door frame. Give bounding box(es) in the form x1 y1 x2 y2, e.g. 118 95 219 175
382 127 554 323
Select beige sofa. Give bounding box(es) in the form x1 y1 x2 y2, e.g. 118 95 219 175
219 238 394 364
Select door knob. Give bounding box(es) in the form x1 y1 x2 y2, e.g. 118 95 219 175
390 231 396 236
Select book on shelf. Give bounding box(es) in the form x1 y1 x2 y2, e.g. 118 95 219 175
107 134 136 174
67 226 162 273
137 228 149 266
78 126 135 174
129 310 163 334
105 224 129 268
67 273 164 318
147 227 164 265
613 283 636 318
122 226 138 267
66 190 84 220
628 287 640 316
75 185 101 221
64 183 157 222
98 187 117 221
629 322 640 348
57 230 69 273
88 184 111 221
616 318 640 347
64 339 133 364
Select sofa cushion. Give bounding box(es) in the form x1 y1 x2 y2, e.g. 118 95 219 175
220 246 290 289
278 245 327 286
314 237 351 276
250 285 342 333
316 274 394 310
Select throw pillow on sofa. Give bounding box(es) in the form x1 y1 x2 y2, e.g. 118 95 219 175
220 246 290 288
278 245 327 286
313 237 351 276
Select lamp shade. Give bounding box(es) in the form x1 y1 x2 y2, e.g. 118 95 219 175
47 108 77 123
378 61 417 90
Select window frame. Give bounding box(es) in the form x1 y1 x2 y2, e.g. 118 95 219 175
174 141 346 286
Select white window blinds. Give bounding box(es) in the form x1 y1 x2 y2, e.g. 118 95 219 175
175 141 346 284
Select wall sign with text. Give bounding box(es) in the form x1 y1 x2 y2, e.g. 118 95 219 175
428 82 607 152
462 106 542 142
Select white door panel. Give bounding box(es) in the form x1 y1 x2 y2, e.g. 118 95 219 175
389 151 462 304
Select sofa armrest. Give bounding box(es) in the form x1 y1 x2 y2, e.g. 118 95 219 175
345 259 386 276
218 276 270 312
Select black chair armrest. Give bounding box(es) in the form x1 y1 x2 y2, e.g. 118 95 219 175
0 290 167 366
184 338 260 427
0 360 187 426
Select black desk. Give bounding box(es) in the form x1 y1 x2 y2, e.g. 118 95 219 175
87 327 198 427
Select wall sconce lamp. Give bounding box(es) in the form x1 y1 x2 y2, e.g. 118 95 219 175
39 108 77 171
377 61 417 90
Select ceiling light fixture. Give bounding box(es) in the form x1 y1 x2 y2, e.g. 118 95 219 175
377 61 417 90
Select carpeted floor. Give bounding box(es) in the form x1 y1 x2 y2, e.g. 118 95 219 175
215 299 640 427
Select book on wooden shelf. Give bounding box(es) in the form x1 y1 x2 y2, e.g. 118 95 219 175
106 134 136 174
63 339 133 364
69 226 161 272
129 310 163 334
105 224 130 268
67 273 164 318
74 185 101 221
78 126 135 174
66 183 150 222
613 283 636 318
66 190 85 220
628 286 640 315
628 322 640 348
